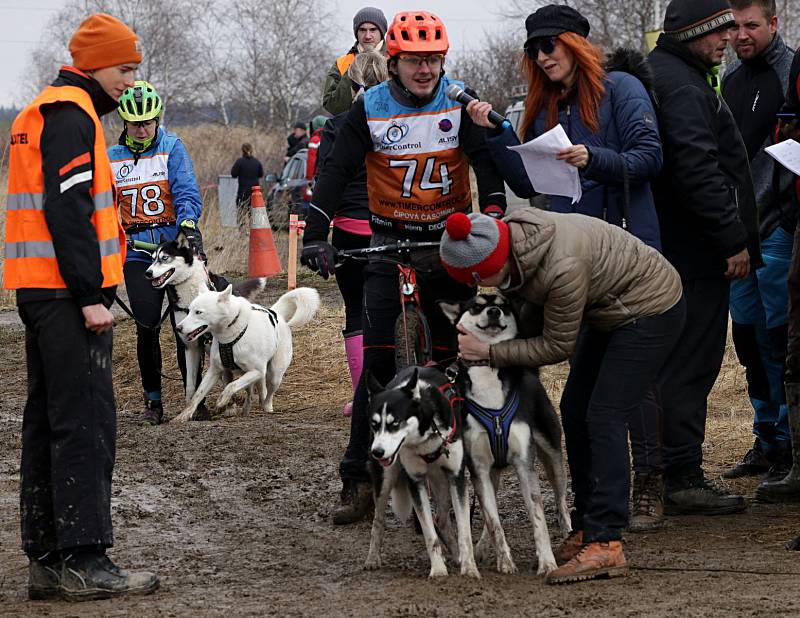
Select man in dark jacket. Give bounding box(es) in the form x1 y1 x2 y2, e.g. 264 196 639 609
284 121 309 161
649 0 761 516
721 0 797 483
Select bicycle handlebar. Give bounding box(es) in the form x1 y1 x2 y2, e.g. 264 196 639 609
336 240 440 262
128 239 159 252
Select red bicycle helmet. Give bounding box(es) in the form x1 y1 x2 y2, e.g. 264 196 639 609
385 11 450 57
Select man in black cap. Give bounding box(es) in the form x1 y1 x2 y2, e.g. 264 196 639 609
322 6 387 115
720 0 797 485
648 0 761 516
285 120 309 161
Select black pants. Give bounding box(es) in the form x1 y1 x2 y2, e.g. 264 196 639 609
332 227 370 335
124 260 191 393
338 237 474 482
660 278 730 478
786 224 800 383
19 298 116 554
560 298 685 542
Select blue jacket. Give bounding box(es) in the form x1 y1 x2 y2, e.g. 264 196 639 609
108 128 203 262
488 70 663 249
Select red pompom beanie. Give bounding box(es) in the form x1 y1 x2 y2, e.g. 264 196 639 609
440 212 510 285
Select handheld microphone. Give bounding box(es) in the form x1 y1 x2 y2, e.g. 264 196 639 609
445 84 512 129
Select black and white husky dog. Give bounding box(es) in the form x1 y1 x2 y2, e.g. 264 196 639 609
439 293 571 576
144 231 265 408
365 366 480 579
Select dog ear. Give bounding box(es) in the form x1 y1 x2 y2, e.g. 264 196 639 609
437 300 461 325
218 284 233 302
402 367 422 401
176 230 190 249
365 370 384 396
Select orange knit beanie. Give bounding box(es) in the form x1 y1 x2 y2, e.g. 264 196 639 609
69 13 142 71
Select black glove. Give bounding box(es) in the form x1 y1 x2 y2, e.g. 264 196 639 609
300 240 337 279
180 220 205 260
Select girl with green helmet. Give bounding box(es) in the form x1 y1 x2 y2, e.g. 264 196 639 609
108 80 206 425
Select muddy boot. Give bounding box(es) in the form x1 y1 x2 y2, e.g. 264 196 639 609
331 480 373 525
142 398 163 426
554 530 583 566
756 383 800 503
545 541 628 584
664 469 746 516
27 554 61 601
59 551 159 602
629 472 664 532
722 438 771 479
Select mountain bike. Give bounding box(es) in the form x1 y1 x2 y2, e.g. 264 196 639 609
336 239 440 371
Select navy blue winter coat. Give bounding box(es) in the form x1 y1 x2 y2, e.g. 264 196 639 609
487 55 663 249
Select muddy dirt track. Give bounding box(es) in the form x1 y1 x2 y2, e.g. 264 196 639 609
1 277 800 617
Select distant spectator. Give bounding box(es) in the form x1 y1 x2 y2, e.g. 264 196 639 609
231 142 264 219
322 6 387 115
648 0 761 516
306 115 329 182
285 121 308 161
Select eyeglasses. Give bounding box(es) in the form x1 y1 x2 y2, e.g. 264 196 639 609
397 53 445 68
127 119 157 129
525 36 558 59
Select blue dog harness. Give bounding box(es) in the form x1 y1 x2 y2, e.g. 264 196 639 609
464 389 521 468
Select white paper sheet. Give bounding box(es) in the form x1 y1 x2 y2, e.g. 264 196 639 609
765 139 800 176
507 124 583 204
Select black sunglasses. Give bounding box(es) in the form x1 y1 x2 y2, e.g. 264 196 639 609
525 36 557 58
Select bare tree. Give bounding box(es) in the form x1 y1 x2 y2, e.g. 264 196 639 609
450 34 524 113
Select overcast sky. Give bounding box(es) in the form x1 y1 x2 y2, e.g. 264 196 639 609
0 0 515 108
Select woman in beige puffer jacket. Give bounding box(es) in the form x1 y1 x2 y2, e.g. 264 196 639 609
440 209 685 584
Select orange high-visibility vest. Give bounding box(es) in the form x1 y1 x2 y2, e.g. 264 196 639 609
4 77 126 290
336 52 356 76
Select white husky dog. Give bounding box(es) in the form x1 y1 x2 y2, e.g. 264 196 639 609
173 285 320 422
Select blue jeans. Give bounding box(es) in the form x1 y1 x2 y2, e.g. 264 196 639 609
730 226 793 447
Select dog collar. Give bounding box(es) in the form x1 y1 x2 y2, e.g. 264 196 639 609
420 384 462 464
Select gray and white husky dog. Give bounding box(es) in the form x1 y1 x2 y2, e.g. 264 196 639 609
364 365 480 579
439 293 571 576
145 231 265 406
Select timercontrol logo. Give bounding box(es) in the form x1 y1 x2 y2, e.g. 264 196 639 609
381 122 409 147
438 119 453 133
116 163 134 181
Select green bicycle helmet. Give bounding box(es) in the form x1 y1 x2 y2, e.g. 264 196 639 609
311 115 328 132
118 80 163 122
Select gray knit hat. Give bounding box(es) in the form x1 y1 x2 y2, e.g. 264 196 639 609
440 212 510 285
353 7 387 38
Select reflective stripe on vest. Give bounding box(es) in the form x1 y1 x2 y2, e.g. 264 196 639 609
337 53 356 76
4 75 126 290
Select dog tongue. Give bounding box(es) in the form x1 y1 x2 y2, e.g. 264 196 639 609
379 457 393 468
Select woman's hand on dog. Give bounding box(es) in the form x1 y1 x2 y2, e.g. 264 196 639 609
457 327 491 361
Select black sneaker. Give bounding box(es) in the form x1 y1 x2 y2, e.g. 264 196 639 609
28 556 61 601
59 552 159 602
664 472 746 516
722 439 771 478
331 480 373 525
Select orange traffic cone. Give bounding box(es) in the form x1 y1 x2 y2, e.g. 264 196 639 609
248 186 282 277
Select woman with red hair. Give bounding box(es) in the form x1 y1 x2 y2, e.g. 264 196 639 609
466 4 669 542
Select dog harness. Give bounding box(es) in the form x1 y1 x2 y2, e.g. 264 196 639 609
218 306 278 372
464 389 521 468
420 382 463 464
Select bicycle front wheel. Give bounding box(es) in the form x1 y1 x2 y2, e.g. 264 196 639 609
394 305 433 371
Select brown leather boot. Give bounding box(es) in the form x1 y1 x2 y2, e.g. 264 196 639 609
554 530 583 566
546 540 628 584
331 480 373 525
629 472 664 532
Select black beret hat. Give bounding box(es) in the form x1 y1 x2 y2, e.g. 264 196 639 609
525 4 590 47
